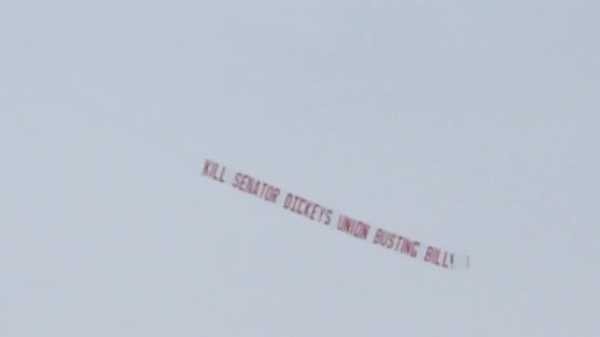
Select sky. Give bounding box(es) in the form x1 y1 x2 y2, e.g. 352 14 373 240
1 1 599 336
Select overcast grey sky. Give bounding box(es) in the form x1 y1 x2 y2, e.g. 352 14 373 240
1 1 599 336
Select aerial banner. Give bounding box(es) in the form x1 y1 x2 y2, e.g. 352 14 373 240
202 159 470 270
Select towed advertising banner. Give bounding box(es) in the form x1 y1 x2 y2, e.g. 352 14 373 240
203 159 470 271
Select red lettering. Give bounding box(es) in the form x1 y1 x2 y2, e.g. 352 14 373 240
337 215 354 233
309 204 319 220
217 165 225 182
293 196 305 214
203 160 226 182
302 202 312 218
400 239 412 255
250 179 260 195
336 216 370 240
354 221 370 239
232 173 243 189
281 193 332 226
240 175 249 191
373 228 397 248
244 175 251 191
290 195 299 212
411 241 420 258
324 209 333 225
441 251 449 268
234 173 244 189
425 246 434 263
232 174 281 204
203 160 212 176
373 229 384 245
284 193 293 209
258 182 267 199
385 233 396 248
267 187 280 203
424 246 441 266
317 207 326 223
393 236 403 251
